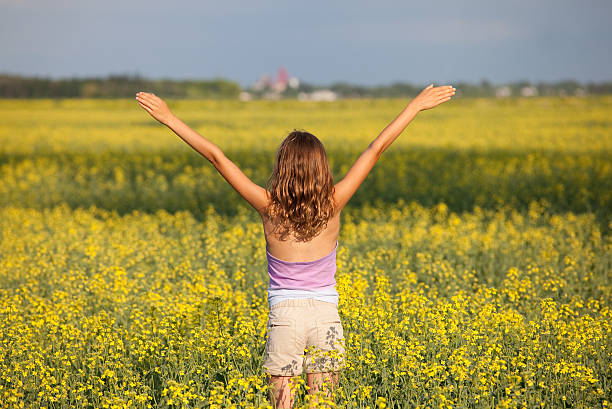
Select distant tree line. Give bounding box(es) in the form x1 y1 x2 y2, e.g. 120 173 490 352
1 73 611 99
0 74 241 98
293 79 612 98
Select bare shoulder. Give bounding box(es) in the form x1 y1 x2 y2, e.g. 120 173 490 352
262 213 341 262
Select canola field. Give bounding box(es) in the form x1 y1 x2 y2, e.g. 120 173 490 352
0 97 611 408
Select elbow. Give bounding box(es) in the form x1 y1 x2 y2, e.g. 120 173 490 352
208 147 225 167
368 141 384 158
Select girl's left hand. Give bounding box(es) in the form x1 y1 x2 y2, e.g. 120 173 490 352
136 92 175 125
410 84 456 112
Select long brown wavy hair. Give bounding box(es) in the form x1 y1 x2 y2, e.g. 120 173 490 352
264 130 336 242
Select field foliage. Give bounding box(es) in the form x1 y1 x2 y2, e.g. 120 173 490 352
0 97 611 408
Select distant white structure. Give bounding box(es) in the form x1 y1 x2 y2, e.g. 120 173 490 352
495 86 512 98
251 67 300 95
239 91 252 101
272 81 286 93
520 86 538 97
575 88 586 97
253 75 271 91
298 89 338 102
262 91 281 100
288 77 300 89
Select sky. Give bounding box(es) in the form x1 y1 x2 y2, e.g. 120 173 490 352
1 0 611 87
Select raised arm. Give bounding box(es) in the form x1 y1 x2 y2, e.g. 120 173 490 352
333 84 456 211
135 92 269 214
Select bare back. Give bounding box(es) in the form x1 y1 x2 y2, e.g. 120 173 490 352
261 203 341 262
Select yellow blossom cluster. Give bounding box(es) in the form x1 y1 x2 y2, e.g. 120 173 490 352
0 97 610 408
0 200 609 408
1 97 611 221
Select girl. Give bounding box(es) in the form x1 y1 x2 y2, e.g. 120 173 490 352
136 83 455 408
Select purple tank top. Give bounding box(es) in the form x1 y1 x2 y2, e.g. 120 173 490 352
266 241 338 290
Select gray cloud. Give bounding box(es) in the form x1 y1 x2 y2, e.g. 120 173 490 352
1 0 611 85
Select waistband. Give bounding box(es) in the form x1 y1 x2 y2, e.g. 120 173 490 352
270 298 338 310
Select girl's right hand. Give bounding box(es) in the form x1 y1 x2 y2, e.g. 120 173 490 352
410 84 456 111
136 92 176 126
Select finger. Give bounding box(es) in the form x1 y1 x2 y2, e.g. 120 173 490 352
150 94 164 105
136 91 157 100
435 85 455 93
140 91 161 103
137 93 156 104
147 95 161 107
138 102 154 115
435 89 455 97
151 95 163 105
137 99 155 112
435 86 455 94
137 100 152 111
136 97 152 110
137 95 158 108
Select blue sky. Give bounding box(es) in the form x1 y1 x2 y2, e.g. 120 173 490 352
1 0 611 87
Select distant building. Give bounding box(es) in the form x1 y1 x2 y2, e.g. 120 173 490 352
253 75 271 91
520 86 538 97
272 67 288 92
298 89 338 102
495 86 512 98
575 88 587 97
262 91 281 100
288 77 300 89
251 67 300 96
